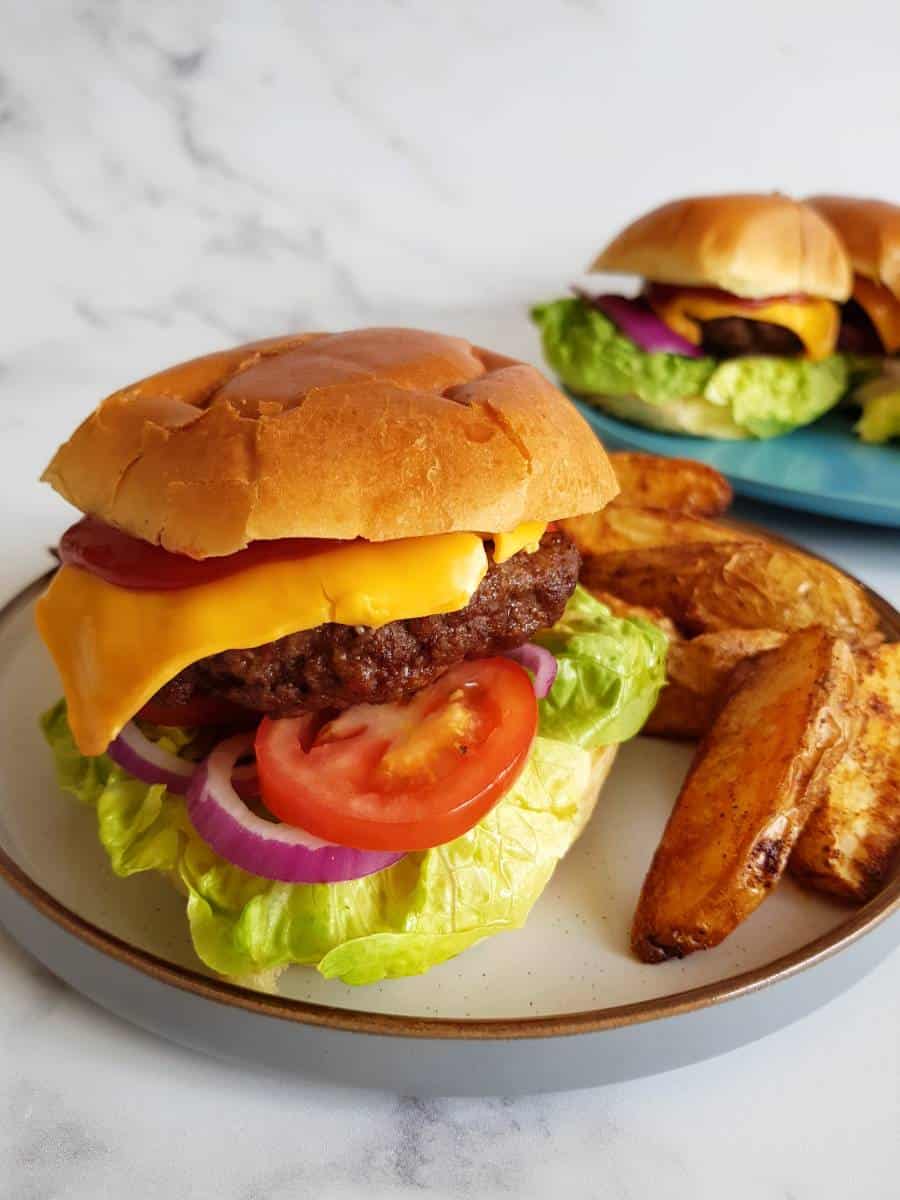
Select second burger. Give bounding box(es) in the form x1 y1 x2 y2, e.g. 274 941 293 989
533 193 852 440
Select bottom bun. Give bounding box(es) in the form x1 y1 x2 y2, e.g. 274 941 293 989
582 391 749 440
43 698 624 992
567 742 619 844
163 742 619 993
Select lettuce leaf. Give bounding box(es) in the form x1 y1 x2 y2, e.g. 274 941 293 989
531 297 716 406
40 592 666 987
532 297 848 439
534 586 667 748
704 355 848 439
852 364 900 443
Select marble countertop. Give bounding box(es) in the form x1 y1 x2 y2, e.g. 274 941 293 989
1 4 898 1197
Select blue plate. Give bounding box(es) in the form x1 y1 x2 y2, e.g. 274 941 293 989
571 400 900 527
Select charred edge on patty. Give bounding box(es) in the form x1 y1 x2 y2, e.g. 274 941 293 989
154 529 580 718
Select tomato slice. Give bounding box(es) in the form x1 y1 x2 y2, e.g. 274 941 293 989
59 516 340 591
255 659 538 851
138 694 258 728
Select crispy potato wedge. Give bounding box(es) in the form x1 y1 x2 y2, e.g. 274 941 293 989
589 590 680 641
645 629 788 739
790 642 900 903
583 542 881 646
608 451 733 517
582 542 746 627
632 629 856 962
562 506 757 557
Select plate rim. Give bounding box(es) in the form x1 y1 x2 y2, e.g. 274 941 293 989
571 399 900 527
2 543 898 1043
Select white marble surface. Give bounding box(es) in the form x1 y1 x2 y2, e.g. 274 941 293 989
1 3 898 1197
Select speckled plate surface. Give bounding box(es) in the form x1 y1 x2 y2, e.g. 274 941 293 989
1 572 898 1095
572 401 900 528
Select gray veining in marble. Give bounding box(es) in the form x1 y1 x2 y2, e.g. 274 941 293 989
1 2 898 1196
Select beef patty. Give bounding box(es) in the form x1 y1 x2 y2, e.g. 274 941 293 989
155 529 579 717
837 300 884 355
699 317 805 358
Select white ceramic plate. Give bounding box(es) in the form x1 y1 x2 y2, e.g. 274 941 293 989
1 575 898 1095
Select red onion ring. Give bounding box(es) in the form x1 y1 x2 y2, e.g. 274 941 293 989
186 733 405 884
503 643 558 699
575 290 703 358
108 721 259 798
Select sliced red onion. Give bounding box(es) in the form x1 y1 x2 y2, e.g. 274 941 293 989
575 290 703 358
503 643 558 699
108 720 259 798
186 733 405 884
108 721 197 794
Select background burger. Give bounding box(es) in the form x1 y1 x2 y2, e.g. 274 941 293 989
532 193 853 440
37 327 666 989
808 195 900 444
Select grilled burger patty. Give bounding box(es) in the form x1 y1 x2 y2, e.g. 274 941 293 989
699 317 805 358
155 529 580 717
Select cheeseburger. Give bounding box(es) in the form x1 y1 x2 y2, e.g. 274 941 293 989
37 327 666 988
808 195 900 443
532 193 853 439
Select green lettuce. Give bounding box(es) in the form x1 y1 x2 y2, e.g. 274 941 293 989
531 297 848 439
534 586 667 748
41 592 666 987
852 365 900 443
531 297 717 406
704 355 848 439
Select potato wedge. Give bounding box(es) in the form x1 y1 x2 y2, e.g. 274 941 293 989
583 542 880 646
608 451 733 516
790 642 900 903
686 544 880 644
562 506 757 556
644 629 788 739
581 542 746 627
632 629 856 962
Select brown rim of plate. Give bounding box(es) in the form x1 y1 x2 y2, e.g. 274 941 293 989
1 526 898 1042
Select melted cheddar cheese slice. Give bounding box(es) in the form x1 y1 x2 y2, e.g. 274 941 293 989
492 521 546 563
649 291 839 361
851 277 900 354
37 531 494 756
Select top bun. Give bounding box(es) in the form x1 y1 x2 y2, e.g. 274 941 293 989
807 195 900 300
591 193 852 301
43 327 618 558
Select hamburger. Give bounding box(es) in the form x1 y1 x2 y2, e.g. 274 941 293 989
807 195 900 443
532 193 853 440
36 327 666 988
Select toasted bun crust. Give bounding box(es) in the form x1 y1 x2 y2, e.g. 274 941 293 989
807 195 900 300
43 328 618 558
591 193 852 300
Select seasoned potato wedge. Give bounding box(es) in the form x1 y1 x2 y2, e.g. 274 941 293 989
583 542 880 646
562 505 757 556
608 451 733 517
686 544 880 644
645 629 788 739
790 642 900 903
581 542 739 625
632 629 856 962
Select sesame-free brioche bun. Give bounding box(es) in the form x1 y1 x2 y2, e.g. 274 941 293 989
807 195 900 300
591 193 852 301
43 327 618 558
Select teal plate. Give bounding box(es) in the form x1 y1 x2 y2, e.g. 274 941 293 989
571 400 899 527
